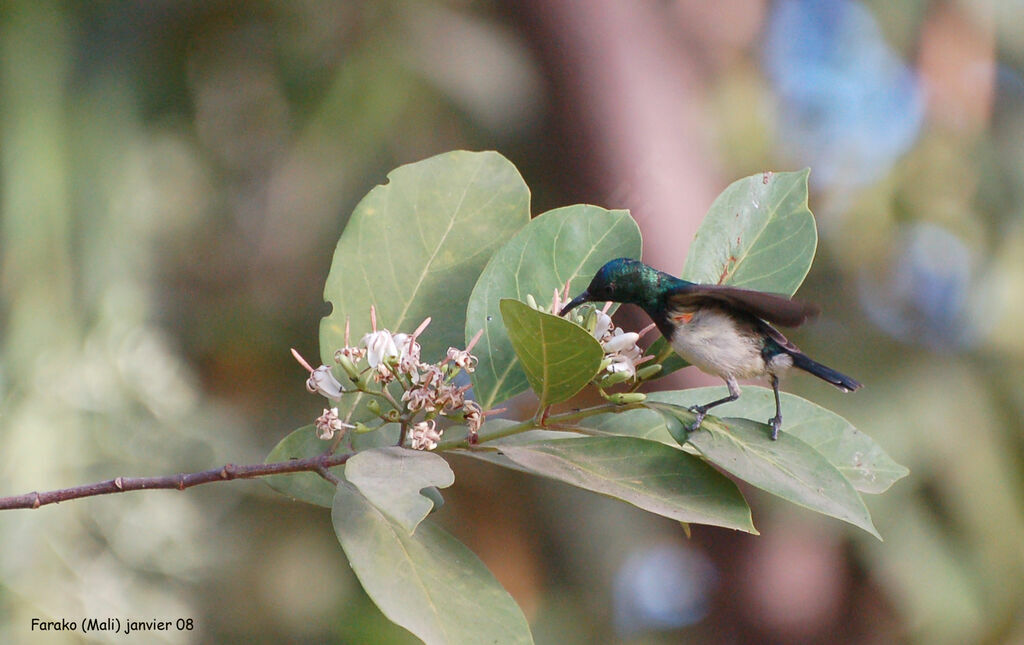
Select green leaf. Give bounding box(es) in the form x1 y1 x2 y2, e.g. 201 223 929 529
648 403 880 539
499 299 603 408
582 407 678 445
467 205 642 409
333 479 534 645
495 436 756 533
264 424 400 508
320 150 530 420
264 425 339 508
345 447 455 534
682 169 816 294
584 386 905 496
652 386 908 493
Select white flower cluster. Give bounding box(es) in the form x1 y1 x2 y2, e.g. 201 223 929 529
549 281 652 382
589 309 644 379
295 307 486 450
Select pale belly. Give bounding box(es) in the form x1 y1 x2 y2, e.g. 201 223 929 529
668 309 792 379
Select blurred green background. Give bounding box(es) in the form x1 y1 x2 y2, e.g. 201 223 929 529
1 1 1022 643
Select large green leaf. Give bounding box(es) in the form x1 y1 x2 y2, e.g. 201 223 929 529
648 403 880 539
265 424 400 508
652 386 908 494
681 169 816 294
345 447 455 534
466 205 642 409
495 436 756 533
320 150 530 420
499 299 603 408
333 479 533 645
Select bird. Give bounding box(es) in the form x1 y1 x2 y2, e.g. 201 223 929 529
559 258 861 440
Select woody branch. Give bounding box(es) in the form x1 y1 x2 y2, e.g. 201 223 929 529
0 452 351 511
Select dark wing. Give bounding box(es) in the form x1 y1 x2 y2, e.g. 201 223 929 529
667 284 820 327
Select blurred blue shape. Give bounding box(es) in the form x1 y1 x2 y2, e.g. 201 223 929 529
763 0 924 189
858 222 978 349
613 542 717 637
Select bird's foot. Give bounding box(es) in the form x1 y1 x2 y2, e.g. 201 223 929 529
686 406 707 433
767 415 782 441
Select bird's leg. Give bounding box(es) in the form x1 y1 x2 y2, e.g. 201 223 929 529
768 374 782 440
687 377 741 432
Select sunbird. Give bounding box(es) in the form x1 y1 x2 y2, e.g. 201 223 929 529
559 258 861 439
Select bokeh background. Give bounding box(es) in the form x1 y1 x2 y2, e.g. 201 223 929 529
2 1 1022 643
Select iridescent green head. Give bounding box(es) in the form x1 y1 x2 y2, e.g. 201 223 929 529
559 258 684 315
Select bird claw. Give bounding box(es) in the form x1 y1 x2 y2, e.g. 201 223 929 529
767 416 782 441
686 406 707 433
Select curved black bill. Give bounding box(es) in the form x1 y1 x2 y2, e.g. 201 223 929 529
558 291 591 316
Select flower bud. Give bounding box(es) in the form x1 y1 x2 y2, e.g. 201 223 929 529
599 370 633 387
525 293 539 310
366 399 383 416
354 422 376 434
608 392 647 405
636 364 663 381
336 354 361 381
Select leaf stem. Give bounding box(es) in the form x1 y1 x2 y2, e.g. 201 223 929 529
439 401 647 450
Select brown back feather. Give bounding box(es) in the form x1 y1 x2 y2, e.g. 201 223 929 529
667 284 820 328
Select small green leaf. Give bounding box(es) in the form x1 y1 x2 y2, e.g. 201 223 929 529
649 403 880 539
499 299 603 408
495 436 756 533
264 424 400 508
345 447 455 534
467 205 642 409
333 479 534 645
320 150 530 421
682 169 816 294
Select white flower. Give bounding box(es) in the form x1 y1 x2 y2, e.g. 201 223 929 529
362 330 399 368
601 330 640 354
434 382 466 412
606 354 638 378
402 385 434 412
409 420 443 451
446 347 477 372
463 400 483 443
393 333 422 377
591 310 614 341
596 326 644 381
315 408 353 440
306 365 344 400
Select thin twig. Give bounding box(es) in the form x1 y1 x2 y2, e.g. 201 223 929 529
0 452 352 511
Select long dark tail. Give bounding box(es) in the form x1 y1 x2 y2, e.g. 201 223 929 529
789 352 862 392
